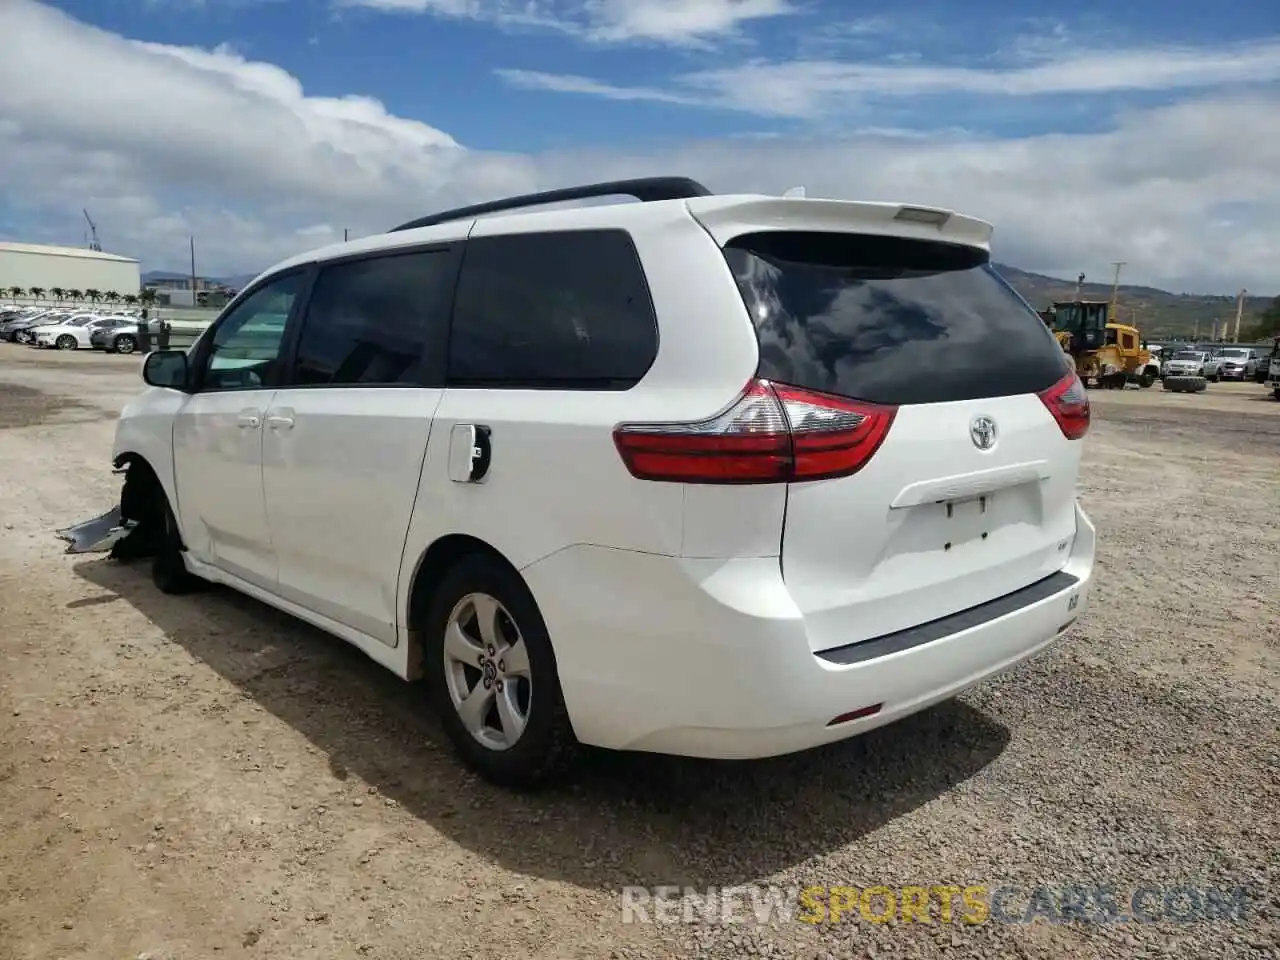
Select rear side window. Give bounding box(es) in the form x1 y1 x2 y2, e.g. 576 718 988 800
447 230 658 389
725 232 1068 406
288 249 453 386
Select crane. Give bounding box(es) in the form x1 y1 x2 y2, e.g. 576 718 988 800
83 209 101 252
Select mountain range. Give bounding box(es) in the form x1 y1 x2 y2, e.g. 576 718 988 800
142 265 1275 341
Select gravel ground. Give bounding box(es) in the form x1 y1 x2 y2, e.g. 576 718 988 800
0 349 1277 960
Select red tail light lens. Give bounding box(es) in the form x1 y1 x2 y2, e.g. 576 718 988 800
1038 370 1090 439
613 380 897 484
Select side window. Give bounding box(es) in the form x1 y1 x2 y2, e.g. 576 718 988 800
448 230 658 389
202 272 305 391
286 248 452 387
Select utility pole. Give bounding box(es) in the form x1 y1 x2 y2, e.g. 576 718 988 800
1109 261 1126 322
190 237 198 306
344 228 349 242
1233 288 1247 343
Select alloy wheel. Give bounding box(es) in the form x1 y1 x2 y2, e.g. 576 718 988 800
442 592 533 751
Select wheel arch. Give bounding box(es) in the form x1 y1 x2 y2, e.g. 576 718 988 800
113 451 162 522
402 534 532 679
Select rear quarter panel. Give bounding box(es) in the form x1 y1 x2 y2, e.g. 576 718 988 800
395 201 781 630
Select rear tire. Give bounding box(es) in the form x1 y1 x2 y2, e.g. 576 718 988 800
423 554 579 788
152 490 202 594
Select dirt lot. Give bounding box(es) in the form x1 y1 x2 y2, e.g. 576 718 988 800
1 349 1277 960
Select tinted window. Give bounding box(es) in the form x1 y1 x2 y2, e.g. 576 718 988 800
725 232 1069 406
288 250 452 387
203 272 305 391
448 230 658 389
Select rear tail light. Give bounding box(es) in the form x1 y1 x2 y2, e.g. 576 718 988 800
1038 370 1090 440
613 379 897 484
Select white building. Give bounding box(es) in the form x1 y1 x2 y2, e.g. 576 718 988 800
0 242 141 297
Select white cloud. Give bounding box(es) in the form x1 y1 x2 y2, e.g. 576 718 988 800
335 0 796 46
500 39 1280 117
0 0 1277 294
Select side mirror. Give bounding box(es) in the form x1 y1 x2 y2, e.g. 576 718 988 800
142 349 190 391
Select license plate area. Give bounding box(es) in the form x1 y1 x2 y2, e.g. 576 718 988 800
940 493 992 551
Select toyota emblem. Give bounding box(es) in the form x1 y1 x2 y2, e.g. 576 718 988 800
970 415 997 450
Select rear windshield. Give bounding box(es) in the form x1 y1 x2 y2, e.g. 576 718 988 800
724 232 1068 406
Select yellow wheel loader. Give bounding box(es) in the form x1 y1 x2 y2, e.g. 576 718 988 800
1039 300 1159 389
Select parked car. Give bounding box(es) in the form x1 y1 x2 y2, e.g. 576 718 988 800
58 178 1096 787
31 314 124 350
11 312 72 343
1162 350 1220 380
1253 345 1277 384
1 311 58 341
1214 347 1259 381
90 321 142 354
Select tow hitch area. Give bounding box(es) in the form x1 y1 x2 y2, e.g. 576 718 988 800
54 506 137 555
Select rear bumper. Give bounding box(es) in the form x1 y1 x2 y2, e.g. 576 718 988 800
524 502 1095 758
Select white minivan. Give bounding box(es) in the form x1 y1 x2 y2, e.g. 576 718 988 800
60 178 1096 786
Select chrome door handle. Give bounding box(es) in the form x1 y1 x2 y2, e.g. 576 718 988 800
236 411 262 429
265 412 294 430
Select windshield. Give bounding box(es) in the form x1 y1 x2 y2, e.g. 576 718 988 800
1172 351 1201 361
1218 349 1247 359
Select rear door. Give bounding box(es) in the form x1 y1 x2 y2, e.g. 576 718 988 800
261 244 458 646
717 225 1082 652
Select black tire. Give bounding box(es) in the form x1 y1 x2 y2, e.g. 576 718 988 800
152 489 202 594
114 335 136 355
1139 372 1154 388
1273 388 1280 401
55 334 77 350
423 554 579 788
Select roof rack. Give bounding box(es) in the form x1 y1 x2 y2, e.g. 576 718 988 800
389 176 714 233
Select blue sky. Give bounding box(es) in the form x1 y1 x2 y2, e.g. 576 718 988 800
63 0 1280 145
2 0 1278 291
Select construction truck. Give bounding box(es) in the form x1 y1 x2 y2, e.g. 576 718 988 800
1039 299 1160 389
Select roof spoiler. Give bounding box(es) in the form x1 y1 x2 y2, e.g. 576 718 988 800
389 176 714 233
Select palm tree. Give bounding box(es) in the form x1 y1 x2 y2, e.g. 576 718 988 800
50 287 65 303
123 294 140 306
28 286 45 304
66 289 83 304
84 288 102 306
104 291 121 304
139 288 158 308
7 286 23 300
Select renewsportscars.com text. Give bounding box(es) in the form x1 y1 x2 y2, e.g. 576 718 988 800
620 884 1252 926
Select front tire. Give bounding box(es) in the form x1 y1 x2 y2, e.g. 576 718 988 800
114 335 136 355
423 554 579 788
152 490 202 594
55 335 77 350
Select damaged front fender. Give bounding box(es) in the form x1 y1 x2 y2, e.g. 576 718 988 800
54 506 138 555
55 461 162 559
